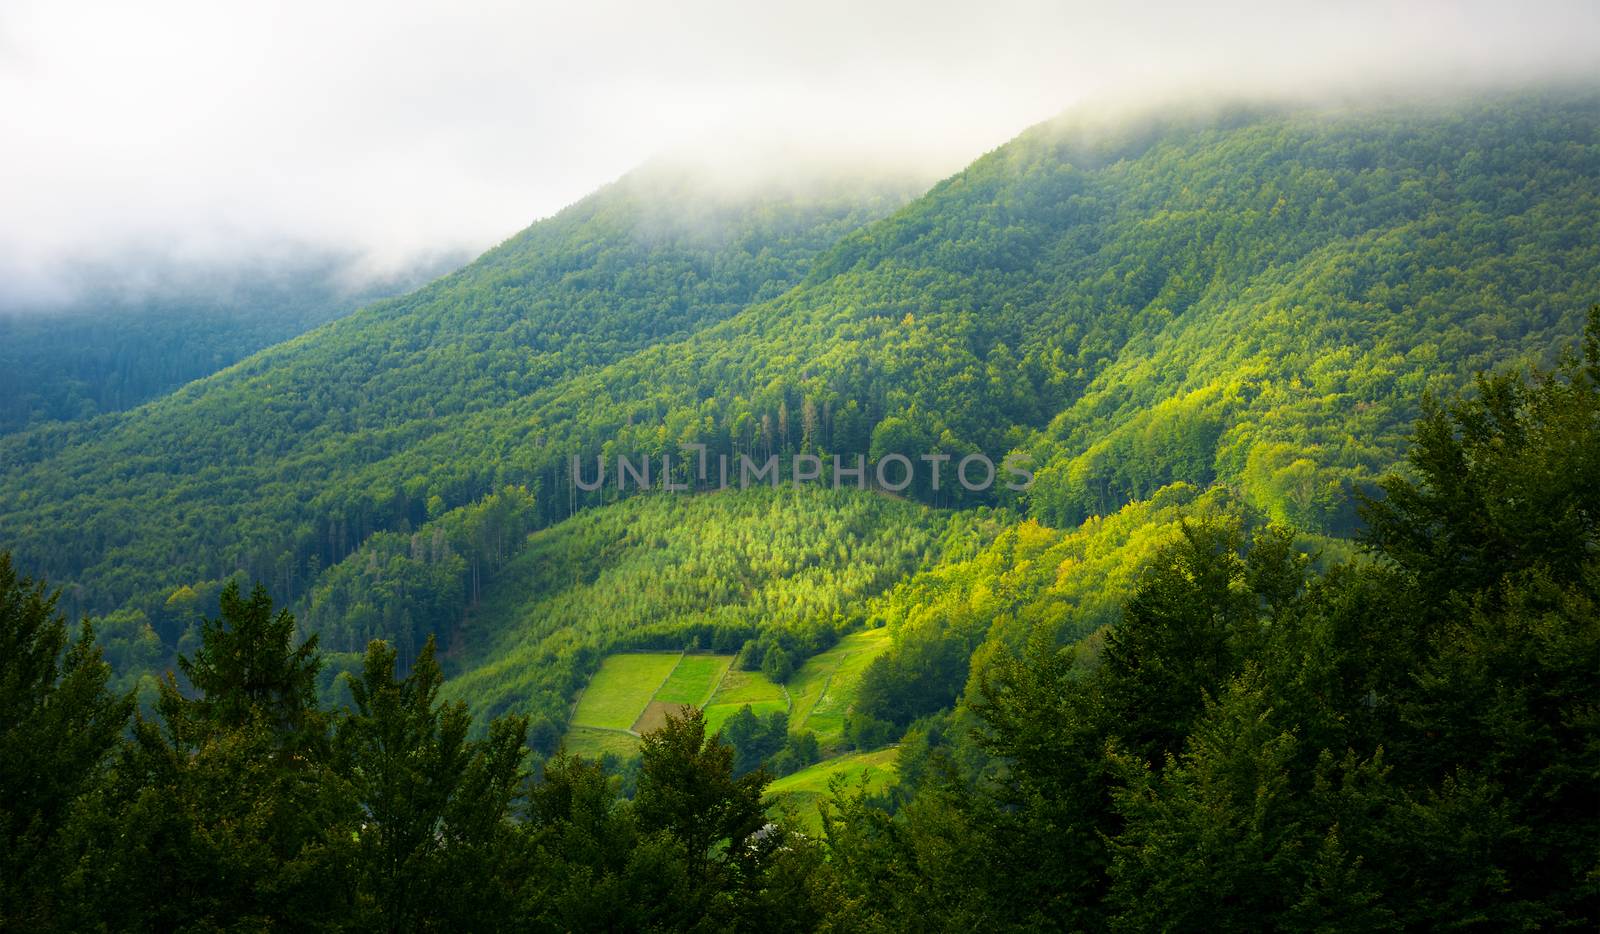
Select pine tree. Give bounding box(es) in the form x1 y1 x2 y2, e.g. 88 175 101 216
0 553 131 930
338 635 529 930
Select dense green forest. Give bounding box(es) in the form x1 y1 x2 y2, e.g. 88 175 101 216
3 322 1595 929
0 94 1595 686
0 251 458 434
0 163 920 627
1 90 1598 928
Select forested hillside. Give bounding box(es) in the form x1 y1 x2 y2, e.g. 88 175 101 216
0 252 459 434
512 93 1597 533
0 164 920 625
0 101 1588 664
4 319 1594 929
288 484 995 742
436 487 993 739
2 95 1596 728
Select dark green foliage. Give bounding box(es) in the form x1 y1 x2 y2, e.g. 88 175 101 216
635 707 771 875
1097 523 1259 767
1363 309 1600 604
302 485 539 663
179 579 322 735
834 522 1305 931
768 730 822 777
719 704 790 775
820 313 1600 930
632 707 817 930
521 753 697 930
0 553 132 930
70 585 354 931
761 644 794 682
852 618 976 731
5 565 845 930
843 711 897 750
523 726 832 933
338 636 529 930
53 580 538 931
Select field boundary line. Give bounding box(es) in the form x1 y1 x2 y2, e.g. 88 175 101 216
645 648 689 706
628 649 689 733
695 655 732 707
704 653 736 706
793 650 848 732
579 724 641 738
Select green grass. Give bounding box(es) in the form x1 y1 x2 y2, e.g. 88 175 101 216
570 653 682 730
563 726 640 760
703 668 788 735
653 654 734 707
566 651 738 752
766 747 899 834
787 627 891 750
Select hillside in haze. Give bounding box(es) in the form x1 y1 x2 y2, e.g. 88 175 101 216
0 251 463 434
0 163 922 620
2 92 1595 641
4 87 1598 930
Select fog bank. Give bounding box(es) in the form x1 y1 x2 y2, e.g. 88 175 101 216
2 0 1596 307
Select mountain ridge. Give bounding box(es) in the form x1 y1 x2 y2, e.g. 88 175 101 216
1 90 1596 700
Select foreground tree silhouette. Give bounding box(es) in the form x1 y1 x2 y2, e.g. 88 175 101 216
1364 307 1600 608
632 707 788 926
179 580 323 736
0 553 131 930
635 707 769 871
68 580 354 930
521 752 697 930
338 635 528 930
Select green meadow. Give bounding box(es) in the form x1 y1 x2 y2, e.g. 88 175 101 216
562 725 640 760
703 669 787 735
786 627 892 750
569 653 682 730
653 654 733 707
569 629 888 748
767 746 899 834
568 651 745 738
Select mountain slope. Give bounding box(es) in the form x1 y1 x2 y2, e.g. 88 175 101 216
306 91 1598 533
0 165 921 619
2 91 1597 679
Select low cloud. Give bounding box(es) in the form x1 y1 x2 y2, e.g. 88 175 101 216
2 0 1596 308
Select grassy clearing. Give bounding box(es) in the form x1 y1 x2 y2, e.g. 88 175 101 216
653 654 733 707
766 747 899 834
787 627 891 749
632 654 731 732
563 726 640 760
570 653 681 730
567 651 737 751
703 668 787 735
633 699 693 735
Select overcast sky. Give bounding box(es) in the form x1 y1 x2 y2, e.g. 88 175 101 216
2 0 1597 305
